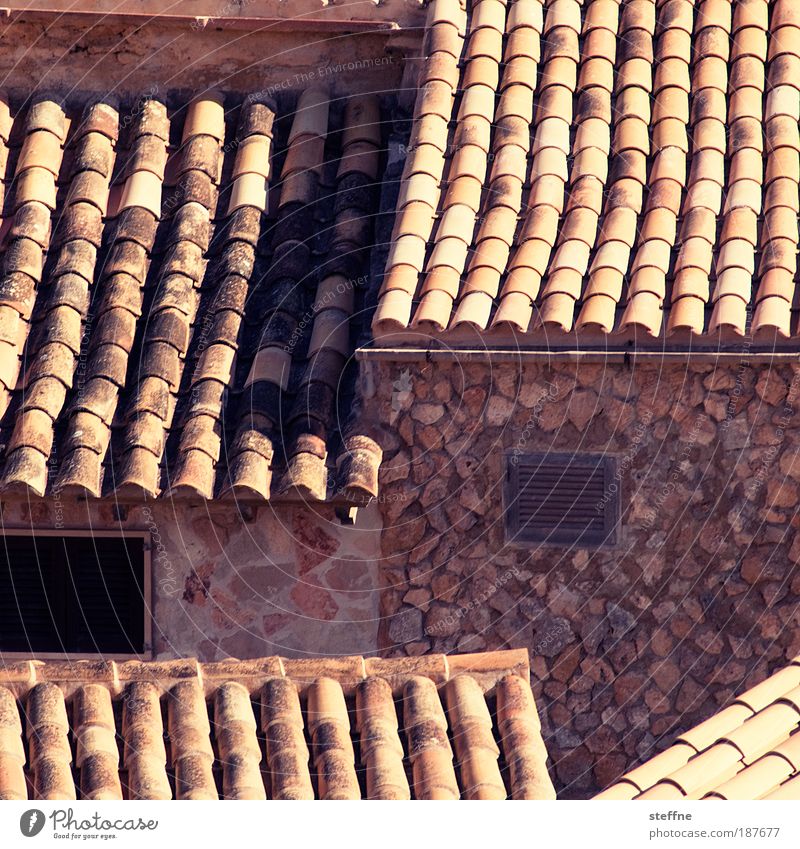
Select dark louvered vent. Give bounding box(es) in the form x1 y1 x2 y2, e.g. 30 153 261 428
506 453 618 545
0 534 146 655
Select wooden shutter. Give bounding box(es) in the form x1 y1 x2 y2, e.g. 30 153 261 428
0 534 145 655
64 537 145 654
0 536 65 652
506 453 618 545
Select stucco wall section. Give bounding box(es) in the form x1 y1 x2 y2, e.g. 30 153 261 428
0 498 382 660
14 1 425 24
364 356 800 798
0 18 411 100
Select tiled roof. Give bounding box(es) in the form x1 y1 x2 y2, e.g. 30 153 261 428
595 655 800 800
373 0 800 346
0 87 383 502
0 649 555 800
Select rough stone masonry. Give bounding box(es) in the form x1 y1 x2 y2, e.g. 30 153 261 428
362 356 800 798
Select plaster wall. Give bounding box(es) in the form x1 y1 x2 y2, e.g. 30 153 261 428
0 12 415 100
0 497 383 660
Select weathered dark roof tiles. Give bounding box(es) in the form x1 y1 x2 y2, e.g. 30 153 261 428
275 96 382 502
165 96 272 500
0 649 555 801
168 88 382 503
373 0 800 346
0 87 384 503
595 655 800 800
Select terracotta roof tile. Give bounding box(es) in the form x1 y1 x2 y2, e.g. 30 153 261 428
122 682 171 800
0 649 552 801
356 676 410 799
404 675 461 799
0 686 26 800
708 753 795 801
447 674 506 799
74 684 123 800
374 0 800 346
735 664 800 711
215 681 266 800
774 730 800 770
598 741 695 799
765 774 800 800
168 679 217 800
596 656 800 801
26 682 75 800
261 677 314 800
0 86 384 503
496 672 555 799
308 677 361 799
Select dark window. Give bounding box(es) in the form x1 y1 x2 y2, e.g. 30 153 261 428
0 534 146 655
506 453 618 546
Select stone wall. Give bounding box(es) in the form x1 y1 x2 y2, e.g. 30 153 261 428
363 354 800 798
0 497 382 660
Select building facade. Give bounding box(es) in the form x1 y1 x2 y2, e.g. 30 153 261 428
363 355 800 795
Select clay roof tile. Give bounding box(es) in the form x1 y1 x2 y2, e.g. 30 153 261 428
597 659 800 799
0 650 521 803
708 754 795 800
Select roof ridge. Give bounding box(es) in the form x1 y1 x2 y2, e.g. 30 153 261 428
0 649 530 698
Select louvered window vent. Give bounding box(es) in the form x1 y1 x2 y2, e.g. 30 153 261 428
0 533 147 656
506 453 618 546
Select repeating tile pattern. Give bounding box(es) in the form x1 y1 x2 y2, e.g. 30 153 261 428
0 88 383 501
595 654 800 800
374 0 800 344
0 649 555 801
